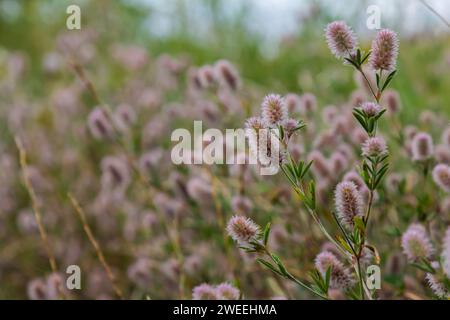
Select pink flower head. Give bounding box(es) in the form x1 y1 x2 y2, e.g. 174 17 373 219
300 93 317 114
334 181 364 229
432 164 450 192
442 227 450 280
401 223 434 262
214 60 240 91
88 107 114 140
360 102 382 117
369 29 399 71
382 89 401 114
261 94 288 126
425 273 449 299
361 136 388 157
411 132 434 161
192 283 218 300
325 21 358 58
315 251 354 289
216 283 240 300
226 215 260 245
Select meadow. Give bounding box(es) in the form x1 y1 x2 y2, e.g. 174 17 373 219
1 0 450 300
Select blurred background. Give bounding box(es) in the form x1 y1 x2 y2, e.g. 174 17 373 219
1 0 450 122
1 0 450 300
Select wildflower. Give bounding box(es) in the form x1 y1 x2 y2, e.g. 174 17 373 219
127 258 152 288
343 171 365 190
434 145 450 165
197 65 216 88
315 251 354 289
369 29 399 71
245 116 267 132
350 90 366 108
87 107 114 140
186 177 212 202
442 227 450 279
322 105 338 123
226 215 260 245
231 195 253 215
381 89 401 114
385 173 403 193
214 60 240 91
401 223 434 262
216 283 240 300
284 93 302 114
330 151 348 173
46 273 65 300
419 111 436 125
100 156 130 193
325 21 358 59
425 273 449 299
27 279 48 300
300 93 317 114
282 118 300 137
432 164 450 192
154 192 184 219
360 102 381 117
411 132 434 161
308 150 331 179
192 283 218 300
261 94 288 126
139 148 164 172
334 181 364 229
113 104 136 132
361 136 388 157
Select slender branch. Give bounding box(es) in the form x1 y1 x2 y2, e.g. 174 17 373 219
15 137 58 274
358 67 379 102
68 192 124 299
420 0 450 29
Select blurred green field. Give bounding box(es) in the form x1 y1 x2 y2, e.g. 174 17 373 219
1 0 450 124
1 0 450 300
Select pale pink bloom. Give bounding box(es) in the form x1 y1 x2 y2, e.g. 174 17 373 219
261 94 288 126
432 164 450 192
401 223 434 262
360 102 381 117
369 29 399 71
381 89 401 114
325 21 358 58
315 251 354 289
214 60 240 91
442 227 450 280
87 107 114 140
226 215 260 245
334 181 364 229
411 132 434 161
361 136 388 157
216 283 240 300
192 283 218 300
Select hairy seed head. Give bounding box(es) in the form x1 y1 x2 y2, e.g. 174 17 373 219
334 181 364 229
432 164 450 192
411 132 434 161
401 223 434 262
361 136 388 157
325 21 358 58
369 29 399 71
315 251 354 289
226 215 260 245
261 94 288 126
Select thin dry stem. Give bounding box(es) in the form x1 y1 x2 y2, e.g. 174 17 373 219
68 192 124 299
15 136 66 299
